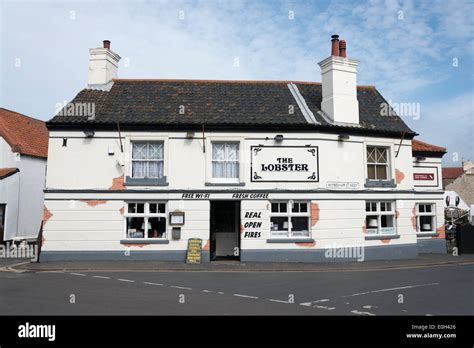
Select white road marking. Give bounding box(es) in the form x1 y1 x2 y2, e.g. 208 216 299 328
299 302 312 306
234 294 259 299
217 292 224 295
171 286 192 290
351 310 375 316
70 273 86 277
313 299 330 303
426 314 434 316
93 275 110 279
342 283 439 297
117 278 135 283
143 282 163 286
363 305 378 309
314 305 336 310
268 299 290 304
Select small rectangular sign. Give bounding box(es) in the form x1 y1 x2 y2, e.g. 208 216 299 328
250 146 319 182
413 166 439 187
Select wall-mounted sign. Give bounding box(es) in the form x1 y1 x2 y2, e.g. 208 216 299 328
169 211 185 225
413 166 439 187
326 181 360 190
250 146 319 182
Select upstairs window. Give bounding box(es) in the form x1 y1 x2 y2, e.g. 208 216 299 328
212 142 239 180
131 142 164 178
367 146 390 180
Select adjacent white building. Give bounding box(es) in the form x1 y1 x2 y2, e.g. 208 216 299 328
40 37 447 262
0 108 48 242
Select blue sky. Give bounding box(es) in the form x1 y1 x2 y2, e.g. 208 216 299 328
1 0 473 165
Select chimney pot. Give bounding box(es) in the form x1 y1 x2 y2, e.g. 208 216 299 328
339 40 347 58
331 34 340 56
103 40 111 49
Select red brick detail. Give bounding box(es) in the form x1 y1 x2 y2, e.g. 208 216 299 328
81 200 107 207
43 205 53 226
295 240 316 247
411 206 417 231
434 225 446 239
396 210 400 219
362 219 366 235
109 175 125 190
381 239 391 244
119 207 125 215
310 202 319 227
124 244 146 248
240 224 244 235
202 239 210 251
395 168 405 184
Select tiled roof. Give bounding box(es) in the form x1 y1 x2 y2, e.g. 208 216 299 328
442 167 464 179
0 167 19 180
0 108 49 158
47 79 415 136
412 139 446 153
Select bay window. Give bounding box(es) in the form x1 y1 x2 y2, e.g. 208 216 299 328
270 201 310 238
416 203 436 234
131 142 164 179
212 142 239 181
125 202 167 239
365 201 396 235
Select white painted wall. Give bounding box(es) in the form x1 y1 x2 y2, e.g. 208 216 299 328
0 136 46 240
42 130 444 254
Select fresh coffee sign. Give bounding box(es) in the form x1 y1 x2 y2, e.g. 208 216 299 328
251 146 319 182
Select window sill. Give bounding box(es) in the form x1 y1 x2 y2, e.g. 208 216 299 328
125 176 169 186
205 182 245 187
364 179 396 188
120 239 169 244
416 232 438 237
365 234 400 240
267 238 314 243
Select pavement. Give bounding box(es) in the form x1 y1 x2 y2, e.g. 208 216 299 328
2 253 474 272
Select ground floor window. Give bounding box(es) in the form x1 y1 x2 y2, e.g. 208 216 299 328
0 204 5 240
270 201 310 238
416 203 436 234
125 202 167 239
365 201 396 235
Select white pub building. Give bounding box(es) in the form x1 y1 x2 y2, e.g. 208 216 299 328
41 36 447 262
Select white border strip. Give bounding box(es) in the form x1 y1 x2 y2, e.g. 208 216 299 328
287 83 319 125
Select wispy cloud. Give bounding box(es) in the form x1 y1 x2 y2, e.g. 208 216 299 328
1 0 473 164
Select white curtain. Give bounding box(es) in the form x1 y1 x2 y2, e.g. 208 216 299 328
212 143 238 178
132 142 163 178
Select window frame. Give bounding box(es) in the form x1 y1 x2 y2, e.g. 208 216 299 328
0 204 6 241
124 202 168 240
210 141 241 183
130 140 165 179
365 201 397 236
366 146 391 181
416 203 437 234
269 201 311 238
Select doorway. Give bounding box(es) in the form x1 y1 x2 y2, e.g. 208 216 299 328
210 201 240 261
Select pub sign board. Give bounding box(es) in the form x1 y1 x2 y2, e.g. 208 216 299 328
250 146 319 182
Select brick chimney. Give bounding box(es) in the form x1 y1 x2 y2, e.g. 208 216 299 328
318 35 359 125
87 40 121 90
